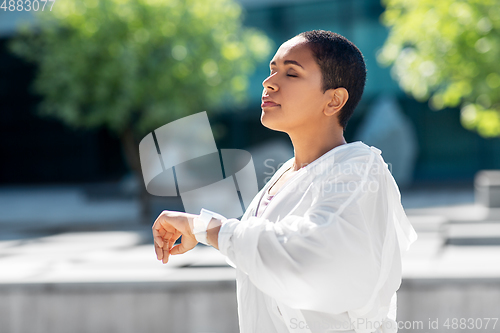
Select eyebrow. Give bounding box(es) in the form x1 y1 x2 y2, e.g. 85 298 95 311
270 59 304 69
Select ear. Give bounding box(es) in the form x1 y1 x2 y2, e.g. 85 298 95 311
324 87 349 117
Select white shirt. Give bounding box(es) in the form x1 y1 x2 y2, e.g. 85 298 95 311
217 141 418 333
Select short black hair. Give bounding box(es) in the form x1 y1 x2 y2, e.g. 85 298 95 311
298 30 366 129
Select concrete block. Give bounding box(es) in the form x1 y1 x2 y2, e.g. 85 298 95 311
475 170 500 208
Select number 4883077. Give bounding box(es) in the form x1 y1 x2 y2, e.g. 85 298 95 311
1 0 56 11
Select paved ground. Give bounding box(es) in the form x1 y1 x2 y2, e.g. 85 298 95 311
1 183 500 284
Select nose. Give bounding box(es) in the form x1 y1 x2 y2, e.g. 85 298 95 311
262 72 278 92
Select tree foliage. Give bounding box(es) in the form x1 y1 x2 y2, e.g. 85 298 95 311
378 0 500 137
10 0 272 137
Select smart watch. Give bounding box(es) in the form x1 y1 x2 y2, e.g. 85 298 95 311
192 208 226 246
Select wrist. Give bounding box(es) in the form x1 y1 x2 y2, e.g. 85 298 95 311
192 209 226 246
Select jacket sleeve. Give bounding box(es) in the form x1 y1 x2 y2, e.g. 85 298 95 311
218 155 390 314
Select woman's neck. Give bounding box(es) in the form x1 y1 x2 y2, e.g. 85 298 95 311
288 126 346 171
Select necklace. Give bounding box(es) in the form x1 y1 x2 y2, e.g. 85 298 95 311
267 165 294 195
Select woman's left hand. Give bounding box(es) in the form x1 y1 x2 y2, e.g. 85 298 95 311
152 210 198 264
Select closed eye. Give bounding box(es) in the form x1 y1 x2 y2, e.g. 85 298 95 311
268 70 297 77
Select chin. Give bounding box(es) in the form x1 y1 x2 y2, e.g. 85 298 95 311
260 111 286 132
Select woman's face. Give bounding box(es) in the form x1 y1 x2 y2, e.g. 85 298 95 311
261 36 330 133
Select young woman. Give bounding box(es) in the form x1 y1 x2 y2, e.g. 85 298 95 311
152 30 418 333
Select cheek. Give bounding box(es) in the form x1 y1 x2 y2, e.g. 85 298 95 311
292 87 324 112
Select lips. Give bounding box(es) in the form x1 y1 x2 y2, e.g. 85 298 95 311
261 96 280 108
261 101 280 108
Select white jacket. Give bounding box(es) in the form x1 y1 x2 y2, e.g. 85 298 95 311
218 141 418 333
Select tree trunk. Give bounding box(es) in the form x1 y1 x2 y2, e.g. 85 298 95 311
120 127 152 225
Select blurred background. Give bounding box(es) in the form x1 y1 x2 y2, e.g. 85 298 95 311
1 0 500 332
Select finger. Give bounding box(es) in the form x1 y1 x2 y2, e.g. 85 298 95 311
167 233 180 253
152 213 171 246
170 244 183 256
152 228 164 248
158 223 182 254
152 226 163 259
170 230 182 245
170 238 196 256
164 231 175 242
154 235 164 248
162 241 170 264
155 241 163 260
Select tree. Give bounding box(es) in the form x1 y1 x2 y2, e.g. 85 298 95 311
378 0 500 137
10 0 272 223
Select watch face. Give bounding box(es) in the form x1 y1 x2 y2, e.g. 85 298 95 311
193 217 208 234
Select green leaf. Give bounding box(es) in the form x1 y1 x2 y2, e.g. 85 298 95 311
379 0 500 137
9 0 272 138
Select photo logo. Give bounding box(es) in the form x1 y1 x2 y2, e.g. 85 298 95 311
139 112 258 218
